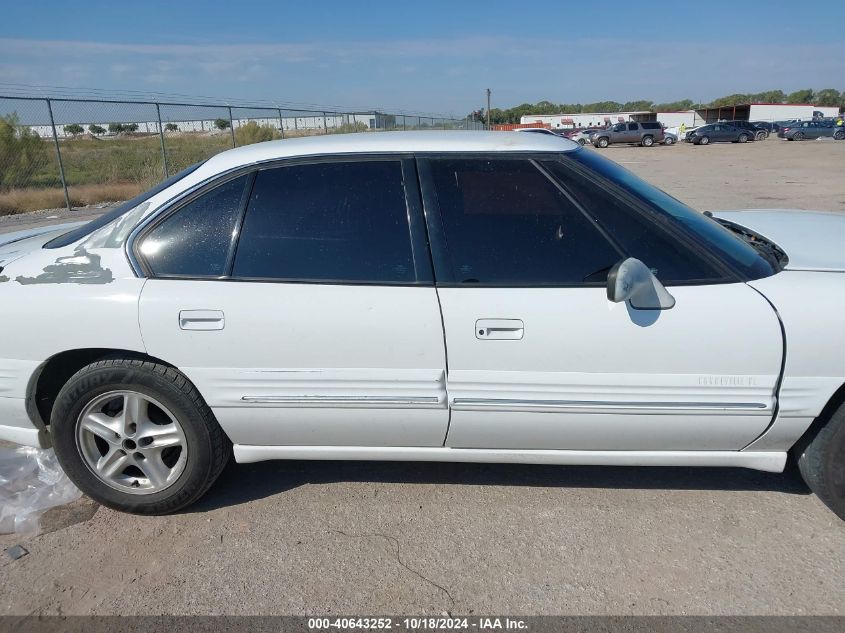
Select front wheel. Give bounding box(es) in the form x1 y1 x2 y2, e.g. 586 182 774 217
738 134 748 143
578 138 587 145
641 135 654 147
663 136 675 145
698 135 710 145
795 401 845 520
50 358 230 515
596 137 609 148
833 130 844 140
755 131 766 141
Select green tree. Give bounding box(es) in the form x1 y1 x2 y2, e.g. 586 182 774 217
164 122 178 132
107 122 124 134
0 113 49 190
786 89 814 104
709 93 751 107
814 88 841 107
63 123 84 136
653 99 694 111
214 118 231 131
124 123 139 133
622 100 654 112
750 90 786 103
88 124 105 135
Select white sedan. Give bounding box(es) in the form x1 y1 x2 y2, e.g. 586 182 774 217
1 132 843 518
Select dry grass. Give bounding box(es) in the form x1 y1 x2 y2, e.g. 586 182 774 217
0 182 144 216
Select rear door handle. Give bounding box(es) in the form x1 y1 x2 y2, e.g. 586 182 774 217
476 319 524 340
179 310 225 331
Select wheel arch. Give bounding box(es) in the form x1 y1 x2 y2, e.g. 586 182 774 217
26 348 180 432
791 380 845 456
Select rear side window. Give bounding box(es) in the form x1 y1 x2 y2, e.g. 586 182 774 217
139 175 248 277
641 122 661 130
425 158 621 285
232 160 416 283
541 160 722 283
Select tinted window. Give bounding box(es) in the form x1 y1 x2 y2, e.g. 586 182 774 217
541 160 722 283
627 123 638 131
641 122 661 130
139 175 248 277
427 158 621 285
566 150 774 280
45 162 203 249
232 161 415 283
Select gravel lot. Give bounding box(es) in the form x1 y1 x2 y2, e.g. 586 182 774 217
1 136 844 616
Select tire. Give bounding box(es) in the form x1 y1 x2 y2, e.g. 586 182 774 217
597 137 609 148
698 136 710 145
663 136 675 145
50 358 230 515
794 132 804 141
641 135 654 147
738 134 748 143
795 400 845 520
834 131 844 140
755 131 766 141
578 138 587 146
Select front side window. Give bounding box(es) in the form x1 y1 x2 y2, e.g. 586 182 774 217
139 175 249 277
425 158 621 285
232 160 416 283
564 150 775 280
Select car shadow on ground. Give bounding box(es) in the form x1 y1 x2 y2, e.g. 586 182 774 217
189 457 810 513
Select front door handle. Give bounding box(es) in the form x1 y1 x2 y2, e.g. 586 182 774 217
476 319 524 340
179 310 225 331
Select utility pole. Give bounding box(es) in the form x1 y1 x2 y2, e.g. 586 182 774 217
485 88 491 129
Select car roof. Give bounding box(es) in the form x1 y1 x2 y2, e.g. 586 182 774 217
200 131 579 174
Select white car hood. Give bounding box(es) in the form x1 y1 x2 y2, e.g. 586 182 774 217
713 209 845 272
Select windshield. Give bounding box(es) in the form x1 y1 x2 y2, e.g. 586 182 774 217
43 162 203 249
565 149 775 280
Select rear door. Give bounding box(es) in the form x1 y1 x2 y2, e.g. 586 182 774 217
419 154 783 451
137 157 448 448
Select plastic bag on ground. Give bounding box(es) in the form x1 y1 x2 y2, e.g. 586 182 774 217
0 445 82 536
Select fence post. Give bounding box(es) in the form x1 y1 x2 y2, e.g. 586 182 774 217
227 106 236 147
277 108 285 139
322 112 328 134
155 103 169 178
45 98 71 213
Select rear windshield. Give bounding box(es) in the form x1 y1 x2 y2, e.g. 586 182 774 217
43 162 203 249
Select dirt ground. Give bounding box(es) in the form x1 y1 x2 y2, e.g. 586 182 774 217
1 135 844 616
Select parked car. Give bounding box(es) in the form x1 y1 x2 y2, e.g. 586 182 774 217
778 120 842 140
570 128 600 145
720 120 767 141
3 131 845 520
661 131 678 145
751 121 776 136
592 121 664 147
685 123 754 145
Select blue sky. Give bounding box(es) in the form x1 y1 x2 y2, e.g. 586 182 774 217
1 0 842 115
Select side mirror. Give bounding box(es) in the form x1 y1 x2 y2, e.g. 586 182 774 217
607 258 676 310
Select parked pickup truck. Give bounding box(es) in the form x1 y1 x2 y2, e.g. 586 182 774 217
592 121 664 148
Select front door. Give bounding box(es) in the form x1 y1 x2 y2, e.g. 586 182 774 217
138 157 448 448
419 155 783 451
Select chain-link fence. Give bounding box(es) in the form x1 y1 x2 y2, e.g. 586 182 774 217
0 95 484 216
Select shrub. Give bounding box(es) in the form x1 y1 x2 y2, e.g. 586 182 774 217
235 121 280 145
88 124 106 135
63 124 84 136
214 118 231 131
164 123 178 132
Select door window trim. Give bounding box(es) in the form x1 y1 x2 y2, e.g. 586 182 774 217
129 154 434 287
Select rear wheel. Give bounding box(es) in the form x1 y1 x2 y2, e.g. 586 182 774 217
596 137 609 148
50 358 230 515
834 130 844 140
578 138 587 145
738 133 748 143
795 401 845 520
794 132 804 141
641 135 654 147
